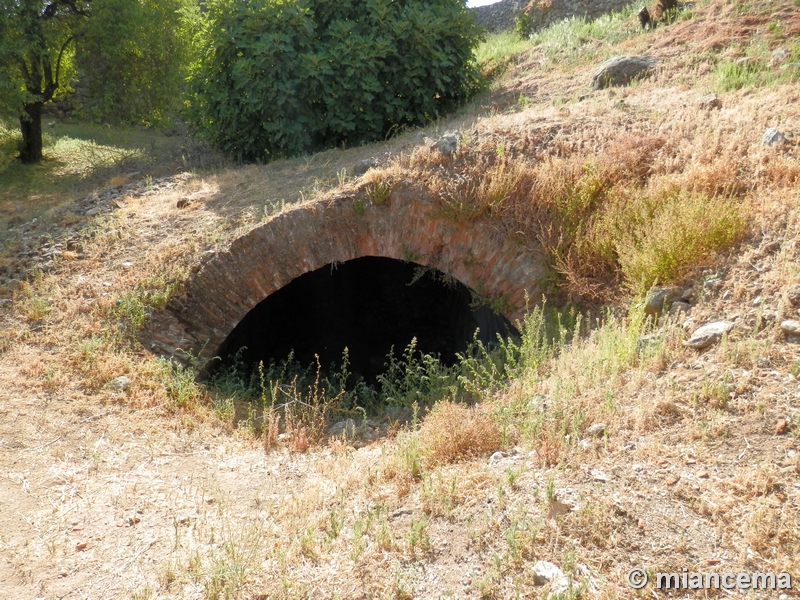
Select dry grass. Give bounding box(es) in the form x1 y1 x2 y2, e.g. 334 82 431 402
1 0 800 598
417 401 504 467
386 127 750 300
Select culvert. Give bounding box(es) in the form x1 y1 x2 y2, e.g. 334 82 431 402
214 256 515 380
142 181 548 376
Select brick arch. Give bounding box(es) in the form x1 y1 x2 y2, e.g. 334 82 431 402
144 182 547 364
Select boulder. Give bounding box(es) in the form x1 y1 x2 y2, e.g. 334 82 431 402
592 56 658 90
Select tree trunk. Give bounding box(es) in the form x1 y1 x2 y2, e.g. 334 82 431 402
18 101 44 164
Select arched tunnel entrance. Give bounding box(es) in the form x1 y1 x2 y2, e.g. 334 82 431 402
142 185 548 369
214 257 516 381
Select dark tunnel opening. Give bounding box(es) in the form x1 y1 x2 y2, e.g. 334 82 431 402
213 256 517 383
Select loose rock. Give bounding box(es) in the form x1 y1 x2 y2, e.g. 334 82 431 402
786 285 800 307
780 319 800 336
698 93 721 110
585 423 608 437
532 561 570 594
762 127 787 146
775 419 789 435
433 132 460 155
686 321 734 349
108 375 130 391
592 55 658 90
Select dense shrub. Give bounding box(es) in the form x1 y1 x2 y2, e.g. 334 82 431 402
188 0 482 162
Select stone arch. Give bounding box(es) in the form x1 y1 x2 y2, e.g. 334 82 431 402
144 182 547 365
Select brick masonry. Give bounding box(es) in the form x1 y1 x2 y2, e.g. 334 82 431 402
142 182 547 366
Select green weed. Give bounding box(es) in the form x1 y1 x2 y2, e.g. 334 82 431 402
524 6 642 66
159 359 203 409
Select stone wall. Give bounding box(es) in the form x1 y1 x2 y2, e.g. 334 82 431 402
471 0 636 34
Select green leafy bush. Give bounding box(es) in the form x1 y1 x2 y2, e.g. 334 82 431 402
188 0 482 162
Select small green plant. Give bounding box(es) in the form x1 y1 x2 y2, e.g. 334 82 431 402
365 180 392 205
159 359 202 409
114 293 147 333
200 521 265 600
545 474 557 503
352 197 366 215
23 296 51 322
211 394 235 423
326 506 344 540
407 515 430 555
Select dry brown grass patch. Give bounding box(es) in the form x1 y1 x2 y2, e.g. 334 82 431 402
418 401 504 467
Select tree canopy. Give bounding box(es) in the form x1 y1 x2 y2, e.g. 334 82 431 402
188 0 483 162
0 0 90 162
0 0 191 164
74 0 191 126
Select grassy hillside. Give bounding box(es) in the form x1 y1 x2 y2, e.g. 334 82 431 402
1 1 799 598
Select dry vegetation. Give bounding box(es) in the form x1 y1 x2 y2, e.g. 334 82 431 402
2 0 800 598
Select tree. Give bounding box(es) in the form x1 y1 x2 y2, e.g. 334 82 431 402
0 0 90 163
188 0 483 163
74 0 190 126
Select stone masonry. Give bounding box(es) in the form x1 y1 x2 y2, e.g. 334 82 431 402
471 0 636 33
143 182 547 366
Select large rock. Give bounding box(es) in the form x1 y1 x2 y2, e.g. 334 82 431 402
592 56 658 90
686 321 734 349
